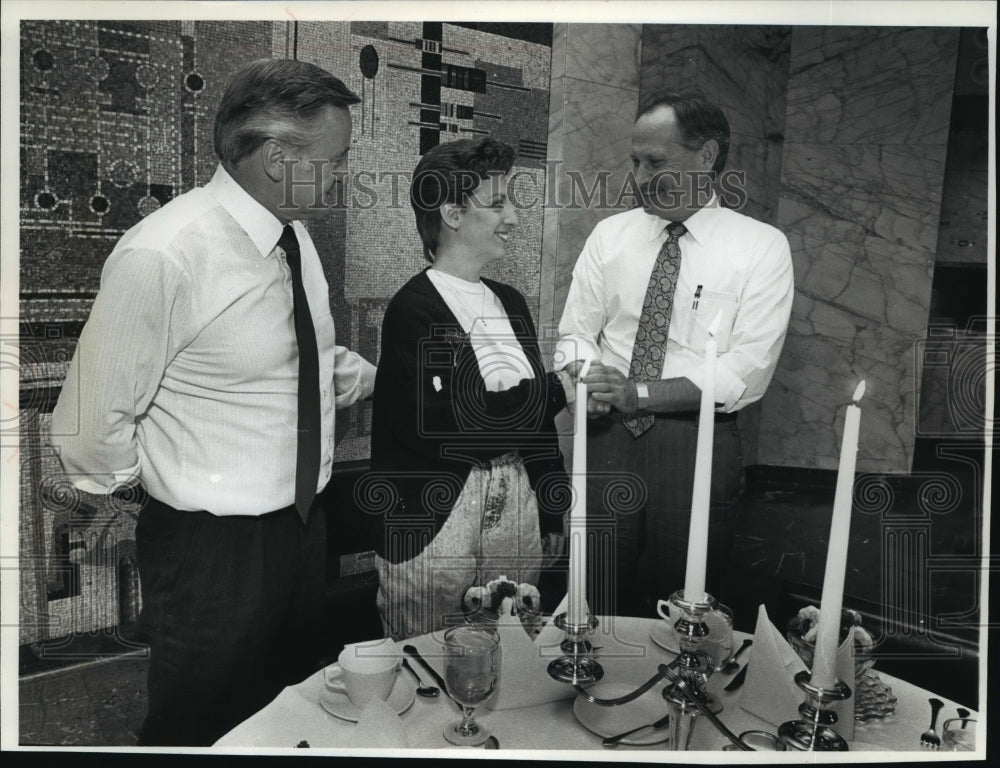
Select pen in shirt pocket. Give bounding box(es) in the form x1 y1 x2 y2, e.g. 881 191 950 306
692 284 702 310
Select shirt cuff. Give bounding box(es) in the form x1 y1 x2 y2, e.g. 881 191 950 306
553 337 601 372
67 460 141 496
334 355 377 407
679 365 747 413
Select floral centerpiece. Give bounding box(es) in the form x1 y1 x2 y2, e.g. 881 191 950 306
463 576 543 637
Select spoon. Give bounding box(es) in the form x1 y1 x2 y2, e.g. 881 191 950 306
722 639 753 673
401 658 440 698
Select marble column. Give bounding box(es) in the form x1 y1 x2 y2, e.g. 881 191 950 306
542 23 643 473
762 27 960 473
541 23 643 352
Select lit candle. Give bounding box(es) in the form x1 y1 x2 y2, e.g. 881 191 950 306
810 380 866 689
567 357 592 626
682 312 722 604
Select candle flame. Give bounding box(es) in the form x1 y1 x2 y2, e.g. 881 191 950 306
707 310 723 337
579 357 593 379
852 380 866 402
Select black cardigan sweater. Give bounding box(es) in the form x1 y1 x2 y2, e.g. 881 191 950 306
365 269 569 564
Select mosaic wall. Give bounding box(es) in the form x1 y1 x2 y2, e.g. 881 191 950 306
18 19 552 644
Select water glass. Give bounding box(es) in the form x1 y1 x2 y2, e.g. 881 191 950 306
942 717 976 751
442 625 501 746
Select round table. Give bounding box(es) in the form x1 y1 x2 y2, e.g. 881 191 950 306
216 615 976 754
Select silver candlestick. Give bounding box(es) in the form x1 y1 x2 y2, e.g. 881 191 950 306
778 671 851 751
546 612 603 684
663 590 723 715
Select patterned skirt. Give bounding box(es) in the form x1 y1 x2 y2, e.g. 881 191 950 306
374 453 543 641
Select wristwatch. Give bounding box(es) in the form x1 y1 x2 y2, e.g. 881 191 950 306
635 383 650 411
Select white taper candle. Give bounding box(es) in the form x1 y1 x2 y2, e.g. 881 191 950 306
682 312 723 604
568 357 592 625
810 380 866 688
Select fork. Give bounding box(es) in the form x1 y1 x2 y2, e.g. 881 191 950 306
920 698 944 748
602 712 671 747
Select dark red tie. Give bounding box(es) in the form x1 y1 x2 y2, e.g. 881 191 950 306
278 224 321 523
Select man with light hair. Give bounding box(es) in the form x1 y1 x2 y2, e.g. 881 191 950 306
52 58 376 745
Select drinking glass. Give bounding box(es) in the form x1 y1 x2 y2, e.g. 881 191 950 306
942 717 976 751
442 625 501 746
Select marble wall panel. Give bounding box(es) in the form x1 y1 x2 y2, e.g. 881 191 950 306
785 27 958 146
759 26 959 473
565 23 642 90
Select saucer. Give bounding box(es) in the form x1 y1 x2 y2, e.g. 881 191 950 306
573 681 671 746
649 622 679 655
319 673 415 722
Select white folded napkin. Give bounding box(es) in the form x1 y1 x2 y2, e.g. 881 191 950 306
739 604 807 726
739 604 856 740
349 697 409 748
485 593 581 710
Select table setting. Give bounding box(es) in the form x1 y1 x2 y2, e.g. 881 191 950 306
216 361 980 756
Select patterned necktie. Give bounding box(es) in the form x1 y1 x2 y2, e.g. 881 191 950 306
278 224 321 523
623 221 687 438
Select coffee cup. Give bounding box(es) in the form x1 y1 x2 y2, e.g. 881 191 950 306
325 637 400 707
656 597 734 671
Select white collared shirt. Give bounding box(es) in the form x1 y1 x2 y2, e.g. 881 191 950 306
51 164 376 514
556 202 794 412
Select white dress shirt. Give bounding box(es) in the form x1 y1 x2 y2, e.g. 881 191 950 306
51 164 376 515
426 268 535 393
556 202 794 412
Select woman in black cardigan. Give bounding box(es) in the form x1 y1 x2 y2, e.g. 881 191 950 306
366 137 570 640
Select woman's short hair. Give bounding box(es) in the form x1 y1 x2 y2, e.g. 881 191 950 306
410 137 516 263
214 58 360 166
636 90 731 174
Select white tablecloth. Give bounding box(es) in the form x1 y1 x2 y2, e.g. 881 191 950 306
216 617 976 755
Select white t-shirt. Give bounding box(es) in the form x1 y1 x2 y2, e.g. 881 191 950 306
426 268 535 393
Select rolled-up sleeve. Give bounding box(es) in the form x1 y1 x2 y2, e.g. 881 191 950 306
710 230 794 411
333 347 376 407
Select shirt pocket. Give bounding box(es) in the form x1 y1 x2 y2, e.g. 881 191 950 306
685 290 739 352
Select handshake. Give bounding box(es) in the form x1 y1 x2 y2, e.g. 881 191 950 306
555 359 641 417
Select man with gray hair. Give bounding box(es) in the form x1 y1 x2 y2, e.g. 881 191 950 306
52 58 376 745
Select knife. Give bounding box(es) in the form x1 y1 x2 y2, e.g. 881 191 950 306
723 662 749 691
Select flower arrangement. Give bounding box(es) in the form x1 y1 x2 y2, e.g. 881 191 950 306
463 575 543 636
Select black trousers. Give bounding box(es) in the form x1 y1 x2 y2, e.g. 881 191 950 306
585 414 743 618
135 492 327 746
